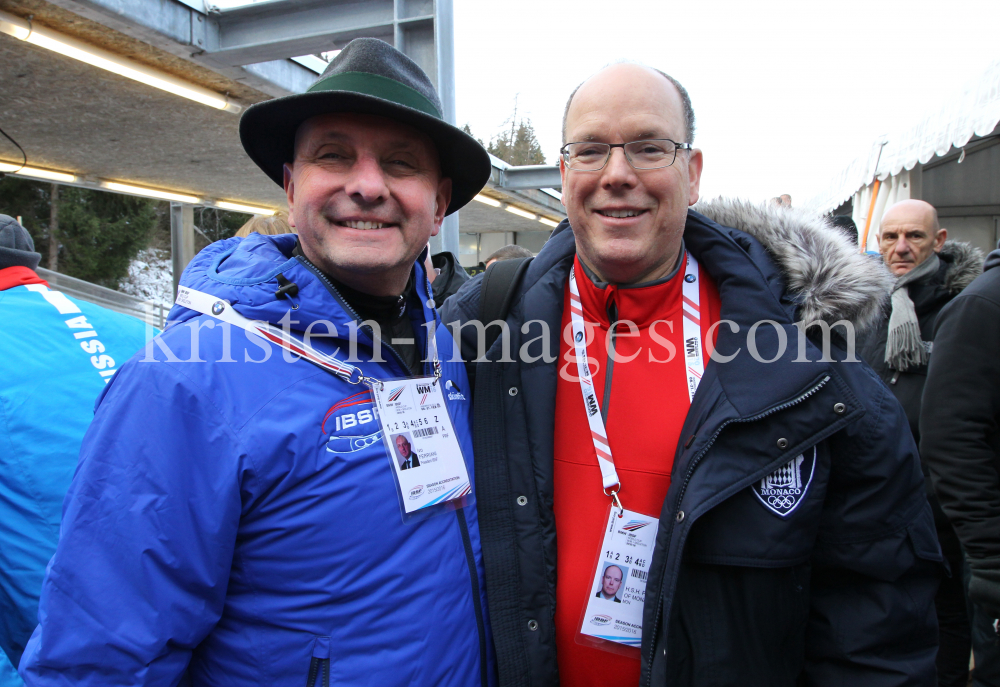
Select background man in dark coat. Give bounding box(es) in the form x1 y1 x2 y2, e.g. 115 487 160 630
425 249 470 308
859 199 983 687
922 247 1000 687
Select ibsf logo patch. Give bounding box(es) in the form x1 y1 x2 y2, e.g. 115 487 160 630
409 485 425 500
751 447 817 517
590 614 612 626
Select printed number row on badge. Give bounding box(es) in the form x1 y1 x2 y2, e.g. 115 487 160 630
605 552 647 568
388 417 436 431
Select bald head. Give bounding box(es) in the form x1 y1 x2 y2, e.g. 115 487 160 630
878 200 946 275
558 61 703 285
562 63 696 144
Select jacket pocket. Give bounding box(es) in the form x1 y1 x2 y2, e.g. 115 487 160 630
306 636 330 687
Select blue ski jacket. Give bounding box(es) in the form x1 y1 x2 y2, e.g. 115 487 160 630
0 269 149 686
19 234 495 687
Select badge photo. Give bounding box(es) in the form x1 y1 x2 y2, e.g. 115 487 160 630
594 561 628 603
391 432 420 471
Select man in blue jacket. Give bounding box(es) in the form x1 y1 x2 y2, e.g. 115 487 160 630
0 216 149 687
444 63 941 686
21 39 495 686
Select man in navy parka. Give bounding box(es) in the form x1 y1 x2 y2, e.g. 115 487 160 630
20 38 496 687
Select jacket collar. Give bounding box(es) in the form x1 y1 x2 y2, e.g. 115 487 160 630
520 200 886 418
0 266 48 291
168 233 438 340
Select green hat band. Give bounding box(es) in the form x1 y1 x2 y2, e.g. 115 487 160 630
308 71 442 120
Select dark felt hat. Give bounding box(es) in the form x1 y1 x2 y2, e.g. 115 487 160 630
239 38 490 216
0 214 41 270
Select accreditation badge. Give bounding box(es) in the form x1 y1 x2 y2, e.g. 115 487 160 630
371 376 472 516
578 506 659 652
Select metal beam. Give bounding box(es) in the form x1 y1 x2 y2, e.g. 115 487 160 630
500 165 562 191
433 0 458 255
171 202 196 297
205 0 399 66
43 0 320 98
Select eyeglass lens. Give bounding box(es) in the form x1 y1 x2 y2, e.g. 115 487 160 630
563 140 678 170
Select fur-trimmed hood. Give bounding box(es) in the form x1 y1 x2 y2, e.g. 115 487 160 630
937 240 984 294
693 198 893 332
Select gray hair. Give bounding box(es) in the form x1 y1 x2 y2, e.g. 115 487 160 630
561 62 696 145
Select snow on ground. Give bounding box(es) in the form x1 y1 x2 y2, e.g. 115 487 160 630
118 248 174 309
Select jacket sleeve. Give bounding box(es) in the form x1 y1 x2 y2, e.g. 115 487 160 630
804 373 942 686
440 273 484 388
920 292 1000 562
19 360 247 686
920 291 1000 616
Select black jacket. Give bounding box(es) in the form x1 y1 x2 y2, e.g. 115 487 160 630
431 251 471 308
921 249 1000 614
858 242 983 444
443 200 942 687
859 242 983 527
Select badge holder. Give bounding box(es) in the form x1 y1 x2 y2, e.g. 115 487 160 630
370 375 473 523
576 503 659 656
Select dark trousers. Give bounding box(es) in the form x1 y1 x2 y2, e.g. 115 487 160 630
937 521 972 687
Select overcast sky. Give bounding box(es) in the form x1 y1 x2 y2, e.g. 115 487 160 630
454 0 1000 208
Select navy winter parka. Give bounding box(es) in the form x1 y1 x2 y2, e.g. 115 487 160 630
442 200 943 687
20 234 495 687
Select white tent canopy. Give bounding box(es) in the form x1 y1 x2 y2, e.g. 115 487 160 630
809 59 1000 216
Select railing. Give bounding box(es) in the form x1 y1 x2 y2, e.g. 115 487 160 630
35 268 168 329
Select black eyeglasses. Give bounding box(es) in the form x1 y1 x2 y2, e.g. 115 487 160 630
560 139 692 171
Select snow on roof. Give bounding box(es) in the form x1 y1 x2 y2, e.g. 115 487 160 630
808 58 1000 213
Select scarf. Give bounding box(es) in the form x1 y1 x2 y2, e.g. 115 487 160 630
885 253 940 371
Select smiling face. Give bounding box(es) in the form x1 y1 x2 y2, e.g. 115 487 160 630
602 565 623 597
878 200 946 276
284 113 452 296
395 435 411 458
561 64 703 285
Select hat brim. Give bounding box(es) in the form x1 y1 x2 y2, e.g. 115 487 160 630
239 91 491 216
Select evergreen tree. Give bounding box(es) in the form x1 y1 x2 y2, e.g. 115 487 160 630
485 101 547 166
488 120 546 166
0 176 156 287
462 124 486 147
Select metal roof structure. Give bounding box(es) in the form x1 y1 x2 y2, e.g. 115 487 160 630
0 0 565 285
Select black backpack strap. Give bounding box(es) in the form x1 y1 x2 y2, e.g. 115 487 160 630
478 257 533 354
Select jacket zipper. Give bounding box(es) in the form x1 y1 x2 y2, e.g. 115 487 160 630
643 374 831 684
295 256 414 376
456 507 490 687
306 656 329 687
299 256 488 684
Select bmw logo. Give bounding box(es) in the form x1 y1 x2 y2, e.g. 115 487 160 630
684 274 696 283
575 331 584 342
211 301 226 315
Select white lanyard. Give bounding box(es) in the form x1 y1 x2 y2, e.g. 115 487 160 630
567 252 704 505
175 286 440 387
680 251 705 403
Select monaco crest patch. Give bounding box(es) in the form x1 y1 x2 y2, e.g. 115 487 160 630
751 447 817 517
